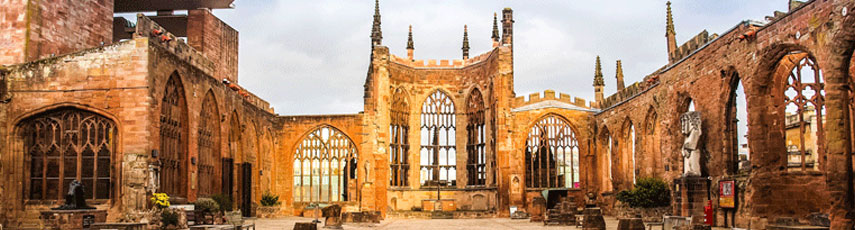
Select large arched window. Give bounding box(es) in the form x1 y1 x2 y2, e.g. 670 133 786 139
420 90 457 187
390 88 410 187
466 88 486 186
726 74 749 173
779 52 824 171
643 108 660 177
525 115 580 189
627 122 636 184
293 126 358 202
160 74 188 197
197 91 221 197
21 108 115 200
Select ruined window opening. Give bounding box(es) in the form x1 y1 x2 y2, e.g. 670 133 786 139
21 108 115 200
643 109 660 177
628 123 636 184
420 90 457 187
160 74 188 197
293 126 358 203
727 76 750 173
389 88 410 187
466 89 486 186
197 91 221 197
780 52 824 171
525 115 580 189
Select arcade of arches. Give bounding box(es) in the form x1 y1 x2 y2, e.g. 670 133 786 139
1 0 855 229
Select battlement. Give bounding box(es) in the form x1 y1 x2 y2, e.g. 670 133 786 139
598 80 658 111
389 48 497 69
512 90 595 110
670 30 718 63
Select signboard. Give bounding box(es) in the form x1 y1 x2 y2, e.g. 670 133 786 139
719 180 736 208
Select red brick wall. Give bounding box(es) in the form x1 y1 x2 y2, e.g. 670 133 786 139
187 9 239 84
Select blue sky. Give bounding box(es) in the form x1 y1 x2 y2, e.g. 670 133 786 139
200 0 787 115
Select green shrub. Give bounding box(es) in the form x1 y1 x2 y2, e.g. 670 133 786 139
194 198 220 213
615 177 671 208
212 194 233 212
160 208 179 228
260 191 280 207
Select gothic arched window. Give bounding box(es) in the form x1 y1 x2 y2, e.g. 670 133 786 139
390 88 410 187
780 51 824 171
525 115 580 189
197 91 221 197
466 89 486 186
160 74 188 197
420 90 457 187
293 126 358 202
21 108 115 200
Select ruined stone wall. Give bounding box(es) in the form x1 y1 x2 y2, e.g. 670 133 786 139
187 9 239 84
593 0 855 228
271 114 363 215
0 0 113 65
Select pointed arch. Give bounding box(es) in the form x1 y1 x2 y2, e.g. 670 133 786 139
293 125 358 203
775 50 824 171
725 69 749 174
524 114 580 189
224 111 241 197
19 107 117 201
643 106 661 177
419 89 457 187
159 72 189 197
390 87 410 187
466 88 486 186
197 90 221 197
620 118 636 186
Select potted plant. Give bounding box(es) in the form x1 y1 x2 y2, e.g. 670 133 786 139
150 192 180 230
194 198 220 225
257 191 281 218
615 177 671 222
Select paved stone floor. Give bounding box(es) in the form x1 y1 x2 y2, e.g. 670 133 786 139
250 216 621 229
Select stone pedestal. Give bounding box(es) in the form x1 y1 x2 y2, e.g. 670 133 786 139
582 208 606 230
530 197 546 222
294 222 318 230
40 209 107 230
617 217 645 230
673 176 710 226
322 205 342 229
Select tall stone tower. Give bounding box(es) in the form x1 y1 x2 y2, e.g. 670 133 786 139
665 1 677 63
616 60 626 90
501 8 514 47
593 56 605 104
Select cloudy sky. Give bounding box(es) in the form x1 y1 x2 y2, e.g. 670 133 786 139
205 0 787 115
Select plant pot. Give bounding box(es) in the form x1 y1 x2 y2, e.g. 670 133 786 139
256 206 280 218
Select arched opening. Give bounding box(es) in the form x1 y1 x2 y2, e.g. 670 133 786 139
598 127 614 192
777 51 824 171
224 113 240 198
159 73 189 198
726 73 750 173
643 108 661 177
197 91 221 197
293 126 358 203
390 88 410 187
19 108 116 201
524 115 580 189
419 90 457 187
466 88 486 186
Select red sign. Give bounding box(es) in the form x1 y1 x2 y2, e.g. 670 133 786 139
719 180 736 208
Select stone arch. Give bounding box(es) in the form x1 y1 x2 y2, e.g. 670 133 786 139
618 118 635 188
292 125 359 203
471 193 488 210
159 72 189 198
524 114 580 189
597 124 614 192
419 89 457 187
197 90 222 197
642 106 661 177
466 88 487 186
16 107 118 202
724 68 750 174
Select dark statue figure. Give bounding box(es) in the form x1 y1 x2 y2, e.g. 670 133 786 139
52 180 95 210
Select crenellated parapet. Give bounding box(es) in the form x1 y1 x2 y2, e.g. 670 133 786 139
512 89 596 110
389 48 497 69
669 30 718 63
597 80 659 111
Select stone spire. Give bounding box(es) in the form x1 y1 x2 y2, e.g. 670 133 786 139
616 60 626 90
593 56 604 87
593 56 605 105
665 1 678 63
407 25 414 60
462 25 470 60
492 12 500 47
371 0 383 47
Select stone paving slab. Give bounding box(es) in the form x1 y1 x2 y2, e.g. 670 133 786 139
251 216 622 230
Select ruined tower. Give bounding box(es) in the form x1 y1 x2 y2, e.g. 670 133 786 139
462 25 470 60
492 13 500 48
594 56 605 104
407 25 414 60
665 1 677 63
371 0 383 47
616 60 626 90
501 8 514 47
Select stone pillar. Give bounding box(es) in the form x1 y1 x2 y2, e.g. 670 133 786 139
673 176 710 226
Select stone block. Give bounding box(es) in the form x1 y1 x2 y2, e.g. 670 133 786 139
294 222 317 230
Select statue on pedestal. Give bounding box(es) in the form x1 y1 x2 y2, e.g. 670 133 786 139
681 112 702 177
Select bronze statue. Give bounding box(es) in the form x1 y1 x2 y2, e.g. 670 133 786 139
53 180 95 210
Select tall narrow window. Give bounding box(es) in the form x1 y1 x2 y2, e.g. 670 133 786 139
21 108 115 200
628 123 636 184
525 115 580 189
727 76 750 173
643 109 660 176
780 52 824 171
466 89 486 186
160 74 188 197
293 126 357 202
198 91 221 197
420 90 457 187
390 88 410 187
